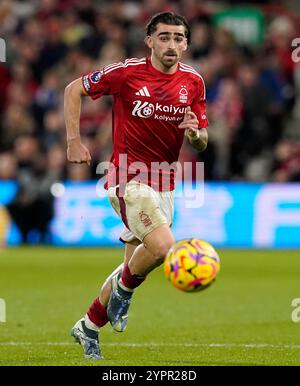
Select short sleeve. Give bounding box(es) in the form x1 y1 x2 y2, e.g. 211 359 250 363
82 63 126 100
191 77 209 128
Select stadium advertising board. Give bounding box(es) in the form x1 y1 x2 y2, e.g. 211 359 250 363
1 182 299 247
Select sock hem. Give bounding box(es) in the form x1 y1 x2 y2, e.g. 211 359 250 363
119 278 134 292
85 314 100 331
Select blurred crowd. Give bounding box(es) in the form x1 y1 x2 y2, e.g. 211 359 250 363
0 0 300 190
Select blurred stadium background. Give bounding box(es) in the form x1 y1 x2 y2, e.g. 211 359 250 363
0 0 300 248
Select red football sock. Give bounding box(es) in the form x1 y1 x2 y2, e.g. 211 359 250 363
121 263 146 290
87 298 108 327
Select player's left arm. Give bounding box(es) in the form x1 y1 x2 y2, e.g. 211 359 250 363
187 126 208 152
178 106 208 152
178 75 209 152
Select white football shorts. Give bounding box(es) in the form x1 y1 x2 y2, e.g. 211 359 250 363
107 180 174 243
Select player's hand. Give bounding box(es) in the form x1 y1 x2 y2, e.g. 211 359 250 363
178 106 199 138
67 138 92 166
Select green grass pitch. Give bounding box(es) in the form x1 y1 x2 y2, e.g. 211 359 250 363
0 247 300 366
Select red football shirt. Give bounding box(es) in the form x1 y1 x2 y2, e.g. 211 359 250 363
82 57 208 191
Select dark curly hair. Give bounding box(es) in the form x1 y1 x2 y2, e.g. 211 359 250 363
146 12 191 45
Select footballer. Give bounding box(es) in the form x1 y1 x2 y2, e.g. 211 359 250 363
64 12 208 359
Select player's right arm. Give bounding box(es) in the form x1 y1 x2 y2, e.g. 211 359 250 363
64 78 92 165
65 63 126 165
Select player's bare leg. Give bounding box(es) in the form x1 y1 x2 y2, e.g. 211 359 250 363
130 225 175 275
99 240 141 306
107 224 175 331
71 240 140 359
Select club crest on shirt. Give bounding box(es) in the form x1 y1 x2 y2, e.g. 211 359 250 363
179 86 188 103
90 71 102 83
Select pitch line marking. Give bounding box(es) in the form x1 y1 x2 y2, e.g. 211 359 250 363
0 342 300 349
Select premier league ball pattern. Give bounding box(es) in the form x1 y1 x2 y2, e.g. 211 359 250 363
164 238 220 292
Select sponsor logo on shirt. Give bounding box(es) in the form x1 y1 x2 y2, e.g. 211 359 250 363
90 70 102 83
132 101 155 118
132 100 187 121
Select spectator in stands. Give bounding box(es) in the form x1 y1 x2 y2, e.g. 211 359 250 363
6 136 55 243
273 139 300 182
